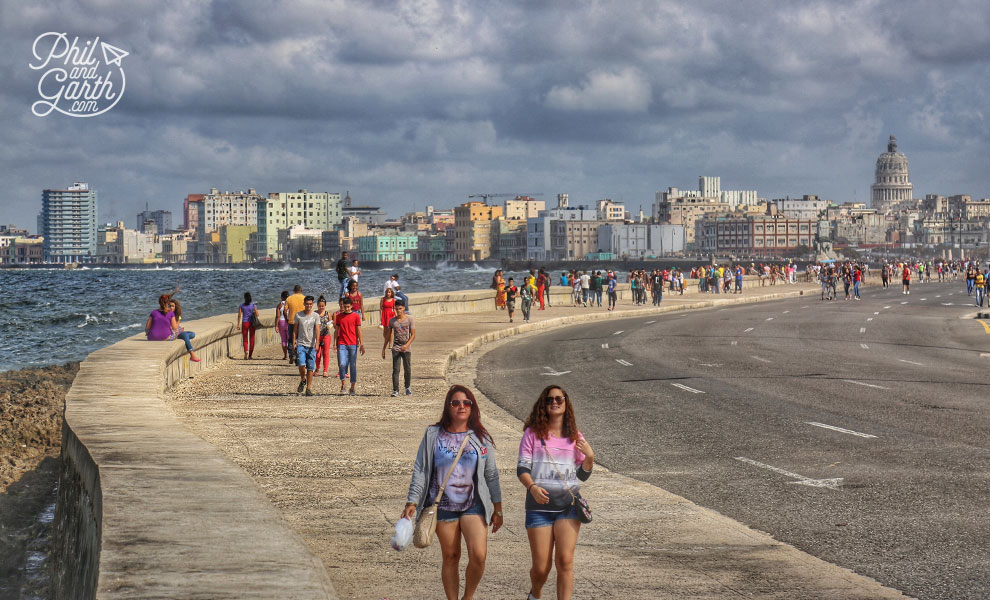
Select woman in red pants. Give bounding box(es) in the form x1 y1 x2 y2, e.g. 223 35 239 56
314 296 335 377
237 292 258 359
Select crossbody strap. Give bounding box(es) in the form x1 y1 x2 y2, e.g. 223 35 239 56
432 433 472 505
539 438 578 505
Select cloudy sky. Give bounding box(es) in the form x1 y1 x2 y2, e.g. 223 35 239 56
2 0 989 231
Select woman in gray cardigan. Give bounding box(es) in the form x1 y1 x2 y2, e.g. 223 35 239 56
402 385 503 600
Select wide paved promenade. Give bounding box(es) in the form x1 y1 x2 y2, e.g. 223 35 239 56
167 282 908 599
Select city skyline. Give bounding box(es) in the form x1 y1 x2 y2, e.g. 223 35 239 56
3 1 990 230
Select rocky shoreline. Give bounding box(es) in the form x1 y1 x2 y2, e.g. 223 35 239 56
0 362 79 599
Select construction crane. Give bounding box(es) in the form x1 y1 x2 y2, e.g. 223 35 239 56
468 193 544 202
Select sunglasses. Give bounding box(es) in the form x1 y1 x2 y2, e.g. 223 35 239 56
544 395 566 406
449 399 473 408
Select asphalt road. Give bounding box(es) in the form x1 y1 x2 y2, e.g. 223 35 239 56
476 280 990 600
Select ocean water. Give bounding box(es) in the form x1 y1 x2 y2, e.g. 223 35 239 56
0 263 504 372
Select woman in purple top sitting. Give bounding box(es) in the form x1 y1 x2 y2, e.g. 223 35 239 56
145 294 200 362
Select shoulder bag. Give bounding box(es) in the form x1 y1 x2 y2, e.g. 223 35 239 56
540 438 592 524
248 305 262 329
413 433 471 548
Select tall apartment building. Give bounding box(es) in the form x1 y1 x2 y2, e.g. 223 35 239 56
654 187 732 248
453 201 502 261
504 196 545 220
596 199 626 222
136 209 173 234
183 194 204 234
699 176 721 198
40 181 99 263
526 207 598 261
257 190 342 260
198 187 262 234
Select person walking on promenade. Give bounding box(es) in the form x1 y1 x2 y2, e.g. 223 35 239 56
592 271 603 307
292 295 319 396
902 264 911 295
518 385 594 600
571 276 581 307
237 292 259 359
285 284 306 364
275 291 290 360
544 269 552 308
976 269 986 307
315 296 334 378
349 258 362 289
853 265 862 300
536 268 547 310
521 278 534 323
145 295 200 362
735 265 744 294
401 385 503 600
334 296 365 395
607 274 617 311
346 280 364 317
506 278 519 323
493 270 506 310
651 270 663 306
161 297 201 362
383 300 415 396
336 252 351 299
381 287 397 331
579 271 591 307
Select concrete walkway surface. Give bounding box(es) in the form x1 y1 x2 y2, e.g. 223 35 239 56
167 282 910 599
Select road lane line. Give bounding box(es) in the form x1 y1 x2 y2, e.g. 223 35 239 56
921 298 927 301
899 359 923 366
645 320 656 324
744 327 754 332
936 295 941 298
613 330 624 335
801 305 809 308
601 343 609 349
671 383 705 394
883 305 891 309
766 317 774 321
805 422 877 438
874 312 880 315
843 379 890 390
860 343 869 349
750 355 772 363
734 457 843 489
731 340 738 346
867 318 873 322
615 359 632 366
860 327 866 333
979 321 990 334
901 301 908 304
942 303 954 306
783 310 790 314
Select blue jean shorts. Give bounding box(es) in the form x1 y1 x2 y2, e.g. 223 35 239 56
437 501 485 523
525 504 581 529
296 344 317 371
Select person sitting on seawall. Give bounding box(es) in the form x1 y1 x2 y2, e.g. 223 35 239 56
145 294 200 362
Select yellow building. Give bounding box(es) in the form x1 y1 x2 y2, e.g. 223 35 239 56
453 201 503 261
220 224 257 264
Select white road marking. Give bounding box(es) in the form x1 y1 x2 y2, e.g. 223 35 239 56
921 298 927 301
801 305 809 308
601 343 609 349
699 362 722 367
901 301 908 305
671 383 705 394
730 340 738 346
615 359 633 366
874 312 880 315
751 355 772 363
867 318 873 322
613 330 624 335
860 343 869 349
542 367 572 376
744 327 755 332
942 303 953 306
782 310 790 314
936 295 941 298
734 457 843 489
645 320 656 324
899 359 923 366
883 305 892 309
766 317 774 321
981 353 990 358
843 379 890 390
860 327 866 333
805 422 877 439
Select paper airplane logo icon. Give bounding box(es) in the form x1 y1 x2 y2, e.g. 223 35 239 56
101 42 128 66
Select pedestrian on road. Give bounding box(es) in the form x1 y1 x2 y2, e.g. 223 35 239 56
382 300 415 396
518 385 594 600
285 284 305 364
292 295 319 396
976 270 986 307
381 287 397 332
402 385 503 600
335 252 350 299
333 296 365 395
521 279 534 322
506 278 518 323
315 296 334 377
275 291 289 360
902 265 911 295
237 292 259 359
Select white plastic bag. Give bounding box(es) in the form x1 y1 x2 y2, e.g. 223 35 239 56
391 517 413 551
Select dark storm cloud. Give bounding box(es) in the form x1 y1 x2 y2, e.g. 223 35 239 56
1 0 990 229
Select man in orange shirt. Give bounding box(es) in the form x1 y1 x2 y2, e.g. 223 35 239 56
285 284 306 363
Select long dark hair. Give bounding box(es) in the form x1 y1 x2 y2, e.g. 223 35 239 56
436 385 494 446
171 298 183 320
524 385 579 442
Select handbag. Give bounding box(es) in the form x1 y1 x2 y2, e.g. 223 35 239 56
540 438 592 524
249 308 262 329
413 433 472 548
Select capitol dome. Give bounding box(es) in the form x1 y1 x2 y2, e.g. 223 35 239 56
871 135 913 211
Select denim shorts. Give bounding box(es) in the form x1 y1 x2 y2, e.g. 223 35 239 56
437 501 485 523
525 504 581 529
296 344 316 371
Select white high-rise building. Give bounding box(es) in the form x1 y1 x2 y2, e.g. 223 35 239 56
40 182 98 263
199 187 263 234
699 176 721 198
257 190 342 260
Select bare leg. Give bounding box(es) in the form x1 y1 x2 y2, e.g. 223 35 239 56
459 515 489 600
527 525 554 598
552 519 581 600
436 520 462 600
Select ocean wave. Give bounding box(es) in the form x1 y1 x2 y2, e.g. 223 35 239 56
108 323 142 332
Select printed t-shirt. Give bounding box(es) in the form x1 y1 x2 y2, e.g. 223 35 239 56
428 430 478 512
336 311 361 345
286 293 306 323
517 428 587 512
294 311 319 348
388 315 415 350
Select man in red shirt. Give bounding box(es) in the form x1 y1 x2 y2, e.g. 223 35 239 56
333 296 365 395
902 265 911 295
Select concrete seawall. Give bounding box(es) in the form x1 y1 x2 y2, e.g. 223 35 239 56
52 277 775 597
